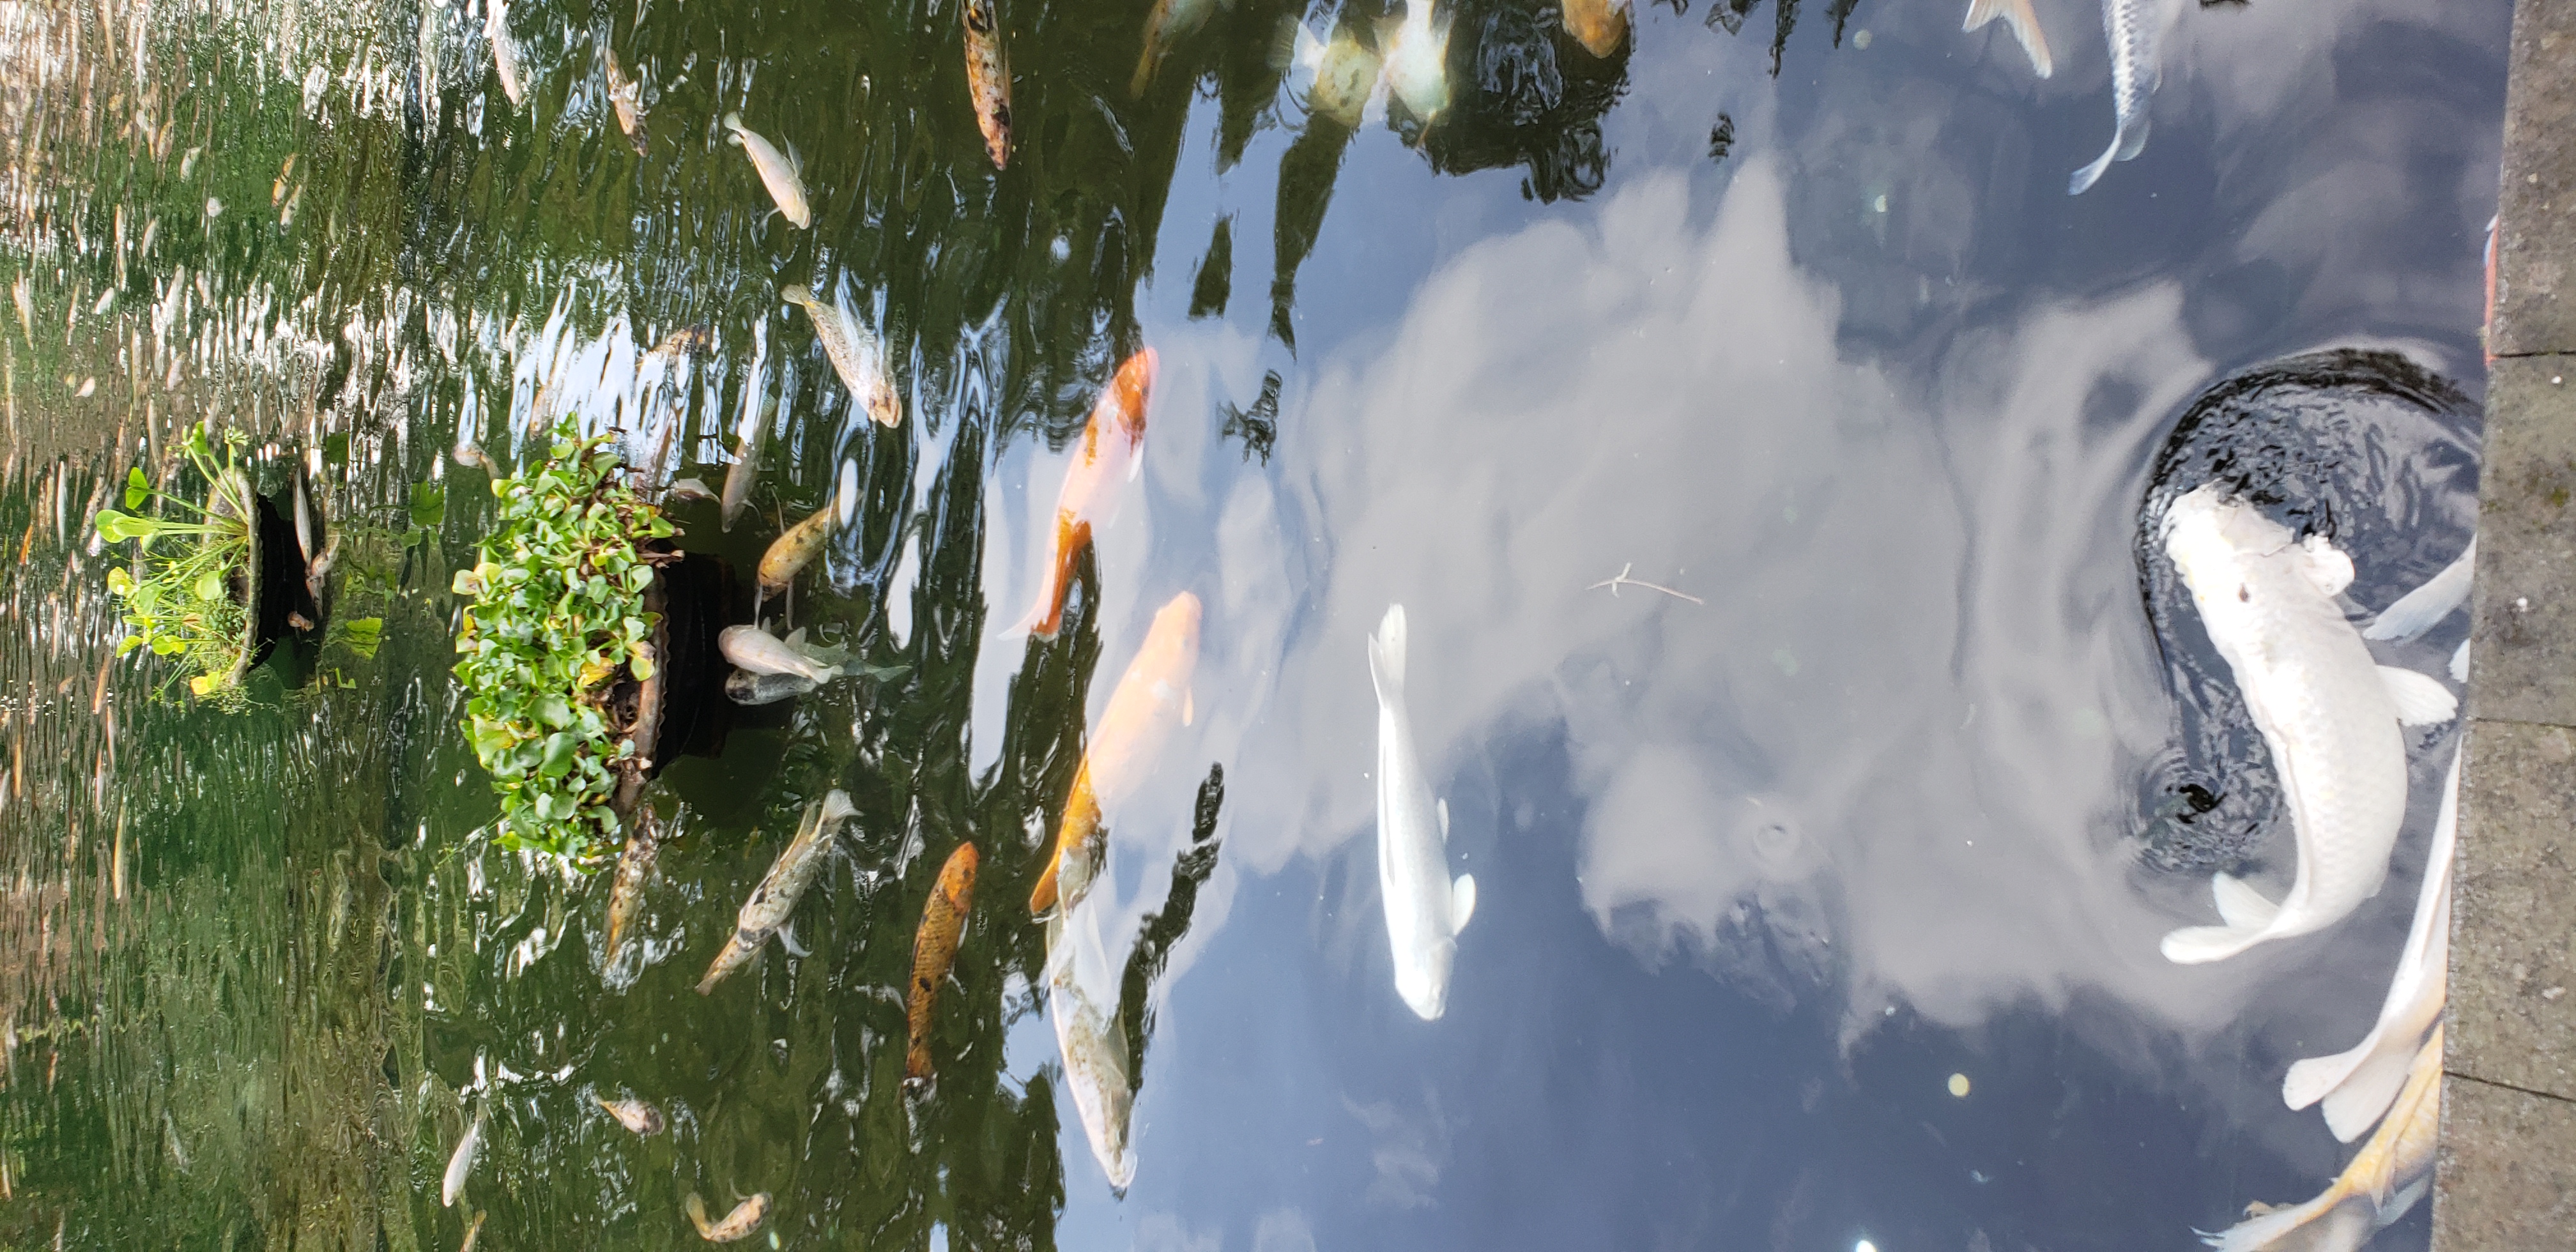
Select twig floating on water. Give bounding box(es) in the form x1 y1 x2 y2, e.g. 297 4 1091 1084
1586 562 1703 605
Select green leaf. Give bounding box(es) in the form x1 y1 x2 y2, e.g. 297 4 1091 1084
410 482 447 531
194 569 224 600
123 468 148 509
535 694 573 729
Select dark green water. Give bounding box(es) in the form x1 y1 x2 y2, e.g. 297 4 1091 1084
0 0 2507 1246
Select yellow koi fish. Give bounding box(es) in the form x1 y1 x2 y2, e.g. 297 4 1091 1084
963 0 1013 168
1029 591 1201 915
905 841 979 1083
756 507 834 597
1022 347 1155 639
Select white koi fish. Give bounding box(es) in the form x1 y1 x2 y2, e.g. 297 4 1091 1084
780 285 900 427
487 0 528 106
441 1108 485 1207
723 112 811 228
1367 604 1476 1019
2068 0 2177 194
2362 538 2474 643
1377 0 1450 125
2201 1027 2441 1252
2157 487 2457 965
719 625 840 685
1964 0 2051 77
2283 742 2457 1142
1044 902 1135 1189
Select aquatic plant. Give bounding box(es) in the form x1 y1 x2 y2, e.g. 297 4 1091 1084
450 417 677 863
92 425 264 706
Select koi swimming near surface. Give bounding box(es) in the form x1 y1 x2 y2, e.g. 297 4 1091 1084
696 791 857 993
963 0 1013 168
1021 347 1155 639
1029 591 1201 917
781 285 901 427
723 112 812 227
905 841 979 1084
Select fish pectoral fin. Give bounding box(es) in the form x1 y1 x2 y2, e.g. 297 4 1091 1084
2320 1046 2419 1143
2297 534 2356 597
1960 0 2051 77
776 922 810 958
1450 873 1476 931
2377 1177 2430 1228
2379 665 2458 726
2210 872 2281 931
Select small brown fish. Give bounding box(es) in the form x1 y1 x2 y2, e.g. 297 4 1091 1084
684 1192 771 1243
697 791 856 993
603 47 649 155
757 507 834 597
602 814 659 970
905 842 980 1084
648 325 713 360
962 0 1013 169
1130 0 1216 95
1030 592 1202 915
595 1095 667 1135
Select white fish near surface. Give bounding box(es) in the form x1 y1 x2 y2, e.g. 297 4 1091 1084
2363 537 2475 643
780 285 901 427
1377 0 1450 125
2201 1027 2442 1252
2157 487 2458 965
2283 742 2459 1142
1044 903 1135 1190
723 112 811 228
1367 604 1476 1019
486 0 528 106
441 1108 485 1207
719 625 841 685
2067 0 2177 194
1963 0 2051 77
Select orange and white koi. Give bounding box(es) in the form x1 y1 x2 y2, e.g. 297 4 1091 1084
963 0 1013 169
2200 1026 2441 1251
905 842 980 1083
604 47 648 155
1021 348 1155 639
1029 591 1201 915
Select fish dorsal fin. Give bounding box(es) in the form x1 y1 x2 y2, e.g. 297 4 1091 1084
1450 873 1476 931
2296 535 2354 597
1437 797 1448 840
776 920 809 958
786 141 804 176
784 627 808 648
2379 666 2458 726
2210 872 2280 931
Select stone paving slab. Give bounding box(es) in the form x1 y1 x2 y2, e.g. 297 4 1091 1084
2492 0 2576 358
2434 1074 2576 1247
2450 719 2576 1101
2467 357 2576 727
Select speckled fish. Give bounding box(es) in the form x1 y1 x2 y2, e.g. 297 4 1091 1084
1131 0 1216 95
720 397 770 533
905 842 980 1084
780 286 901 427
2157 487 2457 965
684 1192 771 1243
441 1108 484 1207
595 1095 667 1135
757 507 834 597
696 790 856 993
1021 348 1156 639
723 112 812 227
962 0 1013 168
1377 0 1450 125
602 814 658 970
647 326 713 360
2067 0 2174 194
1560 0 1629 58
603 47 648 155
1964 0 2051 77
1368 603 1476 1021
1030 592 1200 916
725 668 818 706
2202 1026 2441 1252
2284 744 2458 1143
719 625 841 685
487 0 528 105
1045 905 1135 1189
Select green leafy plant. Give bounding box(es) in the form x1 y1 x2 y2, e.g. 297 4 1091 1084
95 425 262 705
450 417 676 863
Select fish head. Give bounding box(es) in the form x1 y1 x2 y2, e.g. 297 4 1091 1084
1112 348 1158 438
1153 592 1204 652
1394 936 1455 1020
946 843 981 899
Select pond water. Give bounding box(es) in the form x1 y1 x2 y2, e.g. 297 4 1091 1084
0 0 2507 1244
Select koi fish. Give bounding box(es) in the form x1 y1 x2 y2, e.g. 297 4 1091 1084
441 1108 484 1207
604 47 648 155
963 0 1013 168
1131 0 1216 95
684 1192 771 1243
595 1095 667 1135
2067 0 2173 194
905 842 980 1083
1561 0 1630 59
757 507 834 596
723 112 811 228
2362 538 2474 644
1045 903 1135 1189
2157 487 2457 965
1282 20 1384 128
647 326 713 360
459 1210 487 1252
725 669 818 706
602 813 658 970
780 286 901 427
1022 348 1156 639
487 0 528 106
2283 744 2457 1142
1029 591 1202 916
1965 0 2051 77
697 791 857 993
719 625 843 685
1379 0 1451 125
664 478 717 503
2200 1027 2441 1252
721 396 770 533
1368 604 1476 1020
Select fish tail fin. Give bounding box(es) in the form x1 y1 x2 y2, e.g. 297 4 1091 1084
1451 873 1476 931
683 1193 712 1237
2363 542 2474 640
1962 0 2051 77
2319 1044 2421 1143
779 283 810 306
2067 130 2122 195
2113 111 2152 164
2194 1191 2343 1252
2209 873 2280 930
2451 636 2471 683
2378 665 2458 726
723 110 744 136
1367 604 1407 704
2159 922 2271 965
1023 516 1089 639
2283 1039 2371 1113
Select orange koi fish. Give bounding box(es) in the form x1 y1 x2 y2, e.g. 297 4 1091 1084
1029 591 1201 915
1022 348 1156 639
963 0 1013 168
905 842 979 1083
